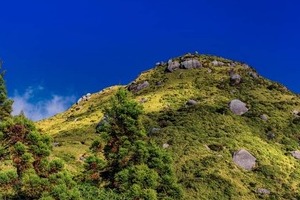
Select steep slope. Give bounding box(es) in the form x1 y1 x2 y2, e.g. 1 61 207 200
37 53 300 199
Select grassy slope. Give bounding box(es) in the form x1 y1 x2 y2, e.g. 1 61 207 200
37 54 300 199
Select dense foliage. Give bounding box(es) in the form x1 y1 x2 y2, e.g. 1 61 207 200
85 89 182 199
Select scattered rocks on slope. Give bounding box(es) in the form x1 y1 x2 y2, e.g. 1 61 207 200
128 81 150 93
291 150 300 160
166 59 180 72
260 114 269 121
233 149 256 170
257 188 271 195
181 58 202 69
229 99 249 115
77 93 92 104
186 99 198 106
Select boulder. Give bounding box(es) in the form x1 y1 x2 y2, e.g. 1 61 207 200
128 81 150 93
233 149 256 170
166 59 180 72
230 73 242 85
186 99 198 106
257 188 271 195
181 59 202 69
211 60 224 67
163 143 170 149
291 150 300 160
229 99 248 115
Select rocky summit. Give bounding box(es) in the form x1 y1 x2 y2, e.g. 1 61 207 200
37 53 300 199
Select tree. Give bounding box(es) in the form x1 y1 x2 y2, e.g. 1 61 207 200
0 60 13 120
87 89 182 199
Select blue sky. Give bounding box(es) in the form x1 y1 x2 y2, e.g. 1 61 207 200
0 0 299 120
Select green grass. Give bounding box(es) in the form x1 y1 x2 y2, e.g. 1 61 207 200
37 53 300 199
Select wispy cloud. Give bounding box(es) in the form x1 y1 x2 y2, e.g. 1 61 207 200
11 87 76 121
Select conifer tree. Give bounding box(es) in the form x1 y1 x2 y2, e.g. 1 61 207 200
0 61 13 120
86 89 182 199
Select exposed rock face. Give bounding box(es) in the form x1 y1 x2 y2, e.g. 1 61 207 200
181 59 202 69
257 188 271 195
291 150 300 159
233 149 256 170
128 81 150 92
186 99 198 106
230 73 242 85
166 59 180 72
229 99 248 115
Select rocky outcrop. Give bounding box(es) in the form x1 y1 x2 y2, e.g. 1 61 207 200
229 99 248 115
181 58 202 69
233 149 256 170
166 59 180 72
128 81 150 93
77 93 92 104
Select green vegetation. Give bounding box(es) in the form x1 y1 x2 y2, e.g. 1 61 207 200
2 53 300 199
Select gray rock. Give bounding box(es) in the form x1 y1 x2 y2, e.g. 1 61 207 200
149 128 161 135
128 81 150 92
137 81 150 91
77 97 83 104
53 142 60 147
181 59 202 69
229 99 249 115
266 131 275 140
293 110 300 117
163 143 170 149
249 71 259 79
211 60 224 67
257 188 271 195
186 99 198 106
260 114 269 121
230 73 242 85
166 59 180 72
233 149 256 170
207 69 212 73
291 150 300 159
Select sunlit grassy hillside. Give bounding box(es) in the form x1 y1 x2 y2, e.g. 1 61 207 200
37 53 300 199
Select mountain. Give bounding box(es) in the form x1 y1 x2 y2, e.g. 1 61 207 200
37 53 300 199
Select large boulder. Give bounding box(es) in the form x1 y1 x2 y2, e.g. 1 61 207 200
229 99 249 115
233 149 256 170
181 59 202 69
166 59 180 72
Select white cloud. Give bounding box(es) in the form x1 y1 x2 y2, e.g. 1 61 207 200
11 87 76 121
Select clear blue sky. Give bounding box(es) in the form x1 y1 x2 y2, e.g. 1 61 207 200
0 0 299 120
